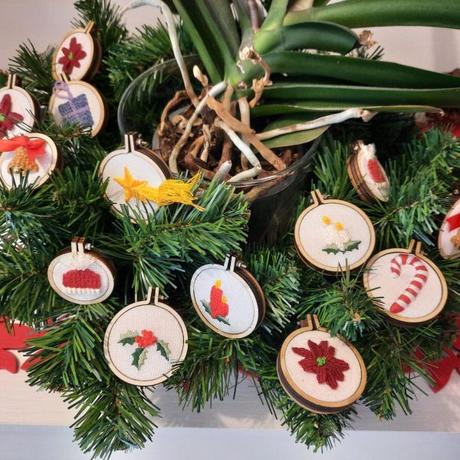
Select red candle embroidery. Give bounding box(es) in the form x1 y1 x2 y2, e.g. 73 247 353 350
0 94 24 137
62 268 101 294
119 329 170 370
58 37 87 75
201 280 230 325
292 340 350 389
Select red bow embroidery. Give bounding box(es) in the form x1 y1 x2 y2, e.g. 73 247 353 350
0 136 46 162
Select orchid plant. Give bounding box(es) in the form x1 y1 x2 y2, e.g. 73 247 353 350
123 0 460 186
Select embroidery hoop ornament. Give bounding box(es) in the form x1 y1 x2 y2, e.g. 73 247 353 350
347 140 390 203
277 315 367 414
51 21 101 81
47 237 115 305
104 287 188 386
0 132 60 189
294 190 376 273
363 240 448 326
190 254 266 339
49 73 106 137
0 74 38 135
99 132 171 220
438 198 460 260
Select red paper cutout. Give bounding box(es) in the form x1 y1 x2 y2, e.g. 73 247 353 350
0 318 42 374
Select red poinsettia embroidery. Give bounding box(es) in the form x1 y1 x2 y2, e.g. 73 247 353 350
0 94 24 137
201 280 230 325
58 37 87 75
292 340 350 389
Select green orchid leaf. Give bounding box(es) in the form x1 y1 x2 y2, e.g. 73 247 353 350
262 127 328 148
252 101 443 117
264 52 460 89
263 83 460 108
254 22 359 54
284 0 460 30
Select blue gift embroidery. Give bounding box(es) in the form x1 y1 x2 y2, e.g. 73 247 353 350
53 81 94 129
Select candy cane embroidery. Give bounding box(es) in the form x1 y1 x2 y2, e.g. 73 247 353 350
389 254 429 313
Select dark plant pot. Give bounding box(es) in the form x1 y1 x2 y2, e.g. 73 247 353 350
117 58 322 245
234 137 321 245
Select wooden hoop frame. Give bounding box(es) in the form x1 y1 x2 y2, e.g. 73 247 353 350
99 132 171 220
47 237 115 305
0 74 38 133
49 77 106 137
294 190 376 273
51 22 100 82
0 132 59 190
363 240 448 325
438 198 460 260
190 257 265 339
104 288 188 386
277 315 367 413
346 141 390 203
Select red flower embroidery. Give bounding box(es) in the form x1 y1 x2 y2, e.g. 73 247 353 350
58 37 87 75
135 329 157 348
209 280 229 318
0 94 23 137
292 340 350 389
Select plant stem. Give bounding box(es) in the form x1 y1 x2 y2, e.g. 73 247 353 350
169 81 228 174
121 0 199 106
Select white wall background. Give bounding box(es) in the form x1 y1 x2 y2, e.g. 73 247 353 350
0 0 459 72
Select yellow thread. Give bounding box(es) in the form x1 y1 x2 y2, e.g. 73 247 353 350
115 167 204 210
335 222 344 231
215 280 222 288
322 215 331 225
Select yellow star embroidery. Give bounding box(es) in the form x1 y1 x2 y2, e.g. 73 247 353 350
114 167 149 202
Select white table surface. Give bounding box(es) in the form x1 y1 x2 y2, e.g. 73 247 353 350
1 351 460 432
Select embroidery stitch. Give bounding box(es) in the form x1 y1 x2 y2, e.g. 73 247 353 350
201 280 230 325
321 215 361 255
62 268 101 294
0 94 24 137
53 82 94 129
389 254 429 313
119 329 171 370
292 340 350 389
58 37 87 75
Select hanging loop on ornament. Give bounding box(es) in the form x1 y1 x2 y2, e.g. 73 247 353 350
311 189 326 206
223 254 237 272
70 237 93 258
6 74 17 90
145 286 165 306
84 20 95 34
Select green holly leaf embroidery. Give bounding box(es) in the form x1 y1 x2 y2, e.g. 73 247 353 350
201 300 212 315
201 300 230 325
119 330 138 346
322 240 361 255
156 340 171 360
131 347 147 369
